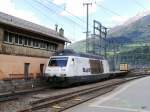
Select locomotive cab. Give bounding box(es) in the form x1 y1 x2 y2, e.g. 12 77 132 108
45 56 77 86
45 56 68 77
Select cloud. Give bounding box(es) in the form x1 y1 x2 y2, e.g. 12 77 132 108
52 0 103 17
0 0 14 14
107 16 129 27
109 9 150 27
53 0 66 5
0 0 40 24
111 16 129 24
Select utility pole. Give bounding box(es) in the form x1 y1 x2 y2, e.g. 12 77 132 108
113 40 116 71
93 21 96 54
104 27 107 58
99 24 102 56
83 3 92 53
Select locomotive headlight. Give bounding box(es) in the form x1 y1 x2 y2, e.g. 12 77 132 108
60 74 66 77
61 68 66 71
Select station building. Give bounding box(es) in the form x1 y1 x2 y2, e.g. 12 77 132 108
0 12 70 80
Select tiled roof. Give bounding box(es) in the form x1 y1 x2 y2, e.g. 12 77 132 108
0 12 70 42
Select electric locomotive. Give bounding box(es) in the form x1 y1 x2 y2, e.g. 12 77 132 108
44 49 110 87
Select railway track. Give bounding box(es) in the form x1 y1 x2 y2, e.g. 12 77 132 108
0 71 146 103
18 75 146 112
0 87 49 102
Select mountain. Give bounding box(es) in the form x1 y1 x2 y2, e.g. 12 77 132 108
124 10 150 26
68 14 150 53
108 14 150 43
109 10 150 34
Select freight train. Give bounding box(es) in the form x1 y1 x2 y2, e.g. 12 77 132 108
44 49 113 87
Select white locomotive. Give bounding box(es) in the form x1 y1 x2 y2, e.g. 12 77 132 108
44 49 110 87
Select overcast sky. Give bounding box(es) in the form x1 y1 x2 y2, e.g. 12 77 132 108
0 0 150 42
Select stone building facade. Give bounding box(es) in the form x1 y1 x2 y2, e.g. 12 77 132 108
0 12 69 80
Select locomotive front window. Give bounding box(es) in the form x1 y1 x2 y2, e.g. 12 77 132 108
48 57 68 67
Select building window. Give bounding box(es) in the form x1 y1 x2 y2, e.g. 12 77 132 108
47 43 51 50
40 41 47 49
3 31 59 51
51 44 57 51
33 39 39 48
52 44 58 51
28 38 32 46
9 33 13 43
4 31 9 42
47 43 57 51
15 35 23 45
19 36 23 45
54 44 57 51
24 37 32 47
4 31 13 43
15 35 19 44
51 44 55 51
24 37 28 46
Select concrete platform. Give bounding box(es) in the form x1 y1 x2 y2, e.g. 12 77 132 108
64 76 150 112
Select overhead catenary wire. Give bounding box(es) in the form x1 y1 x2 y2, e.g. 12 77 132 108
133 0 146 10
25 0 58 24
33 0 86 29
35 0 82 27
24 0 126 41
24 0 86 42
43 0 86 24
95 2 123 18
43 0 93 30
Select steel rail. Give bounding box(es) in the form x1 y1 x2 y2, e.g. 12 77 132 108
18 75 146 112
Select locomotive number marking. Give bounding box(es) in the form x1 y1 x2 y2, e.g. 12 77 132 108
83 68 91 72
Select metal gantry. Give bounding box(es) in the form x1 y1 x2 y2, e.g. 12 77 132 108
92 20 108 57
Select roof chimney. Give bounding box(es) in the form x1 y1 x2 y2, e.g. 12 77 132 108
55 24 58 32
59 28 64 37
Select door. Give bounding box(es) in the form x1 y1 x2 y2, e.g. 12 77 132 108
73 58 79 76
40 64 44 77
24 63 30 80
